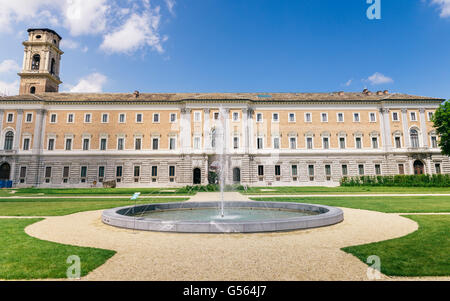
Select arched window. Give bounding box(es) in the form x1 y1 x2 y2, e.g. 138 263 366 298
4 131 14 150
50 58 55 75
410 129 419 148
30 86 36 94
31 54 40 70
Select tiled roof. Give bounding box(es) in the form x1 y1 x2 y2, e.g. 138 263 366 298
0 92 444 103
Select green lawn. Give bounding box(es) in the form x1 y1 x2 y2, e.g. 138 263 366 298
0 187 196 197
0 219 115 280
342 215 450 276
250 196 450 213
244 186 450 195
0 198 188 216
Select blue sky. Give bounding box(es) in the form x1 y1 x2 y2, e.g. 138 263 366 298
0 0 449 99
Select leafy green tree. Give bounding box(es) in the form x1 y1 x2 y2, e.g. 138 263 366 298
432 101 450 156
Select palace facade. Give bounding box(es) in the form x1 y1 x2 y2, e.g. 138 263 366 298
0 29 448 188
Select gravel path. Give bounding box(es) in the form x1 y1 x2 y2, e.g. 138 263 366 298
23 207 449 281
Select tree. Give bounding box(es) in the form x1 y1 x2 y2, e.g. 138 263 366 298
433 101 450 156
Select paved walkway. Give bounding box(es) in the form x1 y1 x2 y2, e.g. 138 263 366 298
246 194 450 198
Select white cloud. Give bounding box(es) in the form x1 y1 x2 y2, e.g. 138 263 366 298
100 8 166 54
165 0 176 15
62 0 109 36
344 79 352 87
66 73 107 93
366 72 394 85
60 39 79 49
431 0 450 18
0 80 19 96
0 59 20 73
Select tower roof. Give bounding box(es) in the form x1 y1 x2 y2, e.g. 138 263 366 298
27 28 62 40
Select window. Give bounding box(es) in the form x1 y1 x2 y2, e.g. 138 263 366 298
169 166 176 177
170 113 177 123
233 112 239 121
323 137 329 149
134 166 140 180
67 113 74 123
25 113 33 123
84 113 92 123
305 113 312 123
435 164 441 174
233 137 239 149
119 113 126 123
307 137 313 149
7 113 14 123
369 112 376 122
321 113 328 122
80 166 87 180
98 166 105 180
117 138 124 150
288 113 296 122
291 165 298 176
375 164 381 175
258 165 264 176
372 137 379 149
152 138 159 150
214 112 219 120
355 137 362 149
431 136 438 148
169 137 176 150
63 166 70 182
23 138 30 151
194 137 201 149
45 166 52 181
257 137 263 149
50 114 57 123
135 138 142 150
50 58 55 75
339 137 346 149
273 137 280 149
410 112 417 121
136 113 143 123
4 131 13 150
32 54 40 70
194 112 201 122
410 129 419 148
65 138 72 151
392 112 399 121
428 112 434 121
308 165 314 181
358 164 365 175
325 165 331 181
83 138 90 151
275 165 281 177
102 113 109 123
256 113 263 123
290 137 297 149
272 113 279 122
342 165 348 176
48 138 55 151
152 166 158 179
100 138 107 151
395 137 402 148
337 113 344 122
153 113 160 123
116 166 123 178
398 164 405 175
353 113 360 122
20 166 27 182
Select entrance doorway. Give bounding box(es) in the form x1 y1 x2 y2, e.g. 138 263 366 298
0 163 11 180
413 160 425 175
193 168 201 185
233 167 241 183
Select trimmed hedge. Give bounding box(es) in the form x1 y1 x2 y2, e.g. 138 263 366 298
179 184 245 193
340 174 450 187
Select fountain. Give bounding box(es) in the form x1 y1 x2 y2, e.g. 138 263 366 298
102 108 344 233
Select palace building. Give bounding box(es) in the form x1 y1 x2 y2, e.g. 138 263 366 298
0 28 448 187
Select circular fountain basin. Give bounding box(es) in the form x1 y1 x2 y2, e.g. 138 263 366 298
102 201 344 233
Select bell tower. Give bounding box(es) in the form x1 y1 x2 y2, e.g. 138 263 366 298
18 28 63 95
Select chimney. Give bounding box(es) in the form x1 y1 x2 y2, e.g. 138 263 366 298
133 90 140 98
338 91 344 96
366 91 372 96
376 91 383 95
383 90 389 95
362 88 369 94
